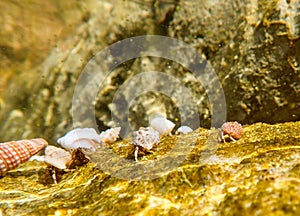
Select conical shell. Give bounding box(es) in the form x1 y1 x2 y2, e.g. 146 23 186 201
0 138 48 176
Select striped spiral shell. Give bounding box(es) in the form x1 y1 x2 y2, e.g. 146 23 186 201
0 138 48 176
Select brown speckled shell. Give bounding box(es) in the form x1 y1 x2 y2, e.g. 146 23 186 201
221 121 243 139
0 138 48 176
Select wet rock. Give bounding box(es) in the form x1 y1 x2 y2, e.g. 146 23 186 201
169 0 300 124
0 122 299 215
0 0 299 151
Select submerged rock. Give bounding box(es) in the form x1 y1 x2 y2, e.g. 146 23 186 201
0 0 299 144
0 121 299 215
0 1 299 213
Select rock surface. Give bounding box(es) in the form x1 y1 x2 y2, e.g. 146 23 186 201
0 0 299 143
0 122 299 215
0 0 83 96
0 1 299 214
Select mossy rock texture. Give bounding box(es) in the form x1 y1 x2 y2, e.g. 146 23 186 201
0 122 299 215
0 1 299 214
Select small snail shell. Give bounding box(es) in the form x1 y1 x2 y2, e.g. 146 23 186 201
99 127 121 144
220 121 243 142
132 127 160 151
149 116 175 136
44 145 72 170
132 127 160 162
176 126 193 135
0 138 48 176
57 128 100 151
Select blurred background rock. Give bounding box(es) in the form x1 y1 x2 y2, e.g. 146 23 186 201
0 0 299 143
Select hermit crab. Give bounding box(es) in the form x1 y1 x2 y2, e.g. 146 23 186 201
0 117 195 181
132 116 179 161
42 145 90 184
219 121 243 142
44 127 121 183
132 127 160 161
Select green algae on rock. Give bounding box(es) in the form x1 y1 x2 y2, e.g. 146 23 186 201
1 0 300 145
0 122 299 215
0 0 299 214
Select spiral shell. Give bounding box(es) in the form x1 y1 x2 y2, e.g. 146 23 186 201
132 127 160 151
0 138 48 176
149 116 175 136
99 127 121 144
176 126 193 135
132 127 160 161
44 145 72 170
220 121 243 142
57 128 101 151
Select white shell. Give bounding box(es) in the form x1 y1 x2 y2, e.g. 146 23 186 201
176 126 193 135
132 127 160 150
44 145 72 170
149 116 175 136
99 127 121 144
29 155 45 162
57 128 101 151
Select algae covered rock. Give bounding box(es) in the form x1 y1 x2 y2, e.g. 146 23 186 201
0 0 299 213
0 122 299 215
169 0 300 124
0 0 299 144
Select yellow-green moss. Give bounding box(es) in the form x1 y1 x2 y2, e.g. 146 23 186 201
0 121 299 215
